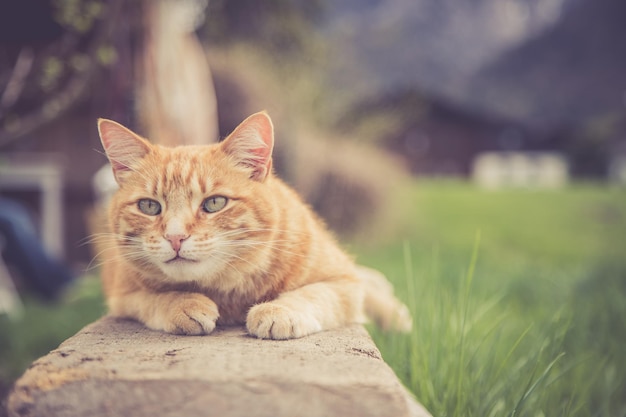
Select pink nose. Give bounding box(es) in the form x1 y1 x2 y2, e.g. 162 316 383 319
165 234 188 253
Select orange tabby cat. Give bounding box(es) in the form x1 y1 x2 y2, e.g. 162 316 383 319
97 111 411 339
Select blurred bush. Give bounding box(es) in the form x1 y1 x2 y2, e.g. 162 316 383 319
208 46 408 235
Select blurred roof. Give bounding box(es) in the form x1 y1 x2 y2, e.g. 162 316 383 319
324 0 625 129
466 0 626 129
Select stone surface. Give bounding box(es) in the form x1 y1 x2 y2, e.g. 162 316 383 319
7 316 431 417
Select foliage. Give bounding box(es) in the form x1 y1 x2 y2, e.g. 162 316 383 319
202 0 325 55
0 0 120 147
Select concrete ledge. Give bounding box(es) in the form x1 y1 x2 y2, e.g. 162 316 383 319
7 316 431 417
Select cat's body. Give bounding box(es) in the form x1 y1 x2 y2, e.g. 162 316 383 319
97 112 411 339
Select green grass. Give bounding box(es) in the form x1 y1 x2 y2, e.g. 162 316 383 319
0 275 105 407
355 180 626 417
1 180 625 417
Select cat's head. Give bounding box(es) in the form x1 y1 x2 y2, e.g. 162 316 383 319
98 112 277 286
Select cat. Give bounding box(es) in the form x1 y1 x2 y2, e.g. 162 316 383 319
96 111 412 339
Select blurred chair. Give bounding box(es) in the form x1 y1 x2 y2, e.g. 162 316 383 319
0 197 74 308
0 237 23 317
0 154 66 258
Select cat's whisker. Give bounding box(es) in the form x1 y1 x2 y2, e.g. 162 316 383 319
216 240 308 258
213 254 245 277
84 241 141 267
210 248 260 271
210 227 314 239
211 229 292 239
86 246 153 271
84 233 142 241
246 228 314 237
80 233 144 247
86 254 138 271
85 246 118 271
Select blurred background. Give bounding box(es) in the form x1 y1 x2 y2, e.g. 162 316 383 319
1 0 625 416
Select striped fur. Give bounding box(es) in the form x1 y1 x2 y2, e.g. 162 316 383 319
96 112 411 339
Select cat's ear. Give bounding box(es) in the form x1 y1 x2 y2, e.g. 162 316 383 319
97 118 152 185
221 111 274 182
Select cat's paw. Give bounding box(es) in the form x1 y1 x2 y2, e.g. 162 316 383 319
158 294 219 336
246 302 322 340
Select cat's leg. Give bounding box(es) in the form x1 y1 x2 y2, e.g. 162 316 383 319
108 290 220 335
246 278 365 339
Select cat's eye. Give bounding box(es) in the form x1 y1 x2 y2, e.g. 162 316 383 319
138 199 162 216
202 196 228 213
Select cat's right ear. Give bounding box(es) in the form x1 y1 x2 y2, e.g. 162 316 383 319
97 119 151 185
221 111 274 182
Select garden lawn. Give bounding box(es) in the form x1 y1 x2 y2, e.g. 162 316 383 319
0 275 105 411
354 180 626 417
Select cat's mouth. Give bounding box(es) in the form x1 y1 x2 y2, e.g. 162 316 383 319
165 255 197 264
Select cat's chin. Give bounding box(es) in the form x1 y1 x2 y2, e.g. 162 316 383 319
157 258 226 283
159 258 201 276
164 256 197 265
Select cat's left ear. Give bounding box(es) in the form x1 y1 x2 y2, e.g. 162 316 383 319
221 111 274 182
97 118 152 185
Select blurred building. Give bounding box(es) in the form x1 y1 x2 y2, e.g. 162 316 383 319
472 152 568 189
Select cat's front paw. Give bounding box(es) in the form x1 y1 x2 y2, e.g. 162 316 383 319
246 302 322 340
157 294 219 336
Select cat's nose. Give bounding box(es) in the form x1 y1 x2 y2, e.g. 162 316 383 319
165 234 189 253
